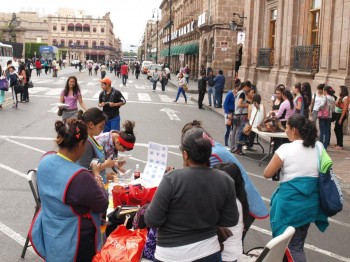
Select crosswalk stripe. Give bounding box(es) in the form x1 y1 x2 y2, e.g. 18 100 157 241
52 80 65 85
158 94 174 103
29 87 49 94
80 90 88 95
45 89 62 96
122 92 128 100
93 91 100 99
86 82 96 86
135 85 146 90
138 93 151 101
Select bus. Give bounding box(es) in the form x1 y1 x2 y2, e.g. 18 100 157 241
0 42 14 70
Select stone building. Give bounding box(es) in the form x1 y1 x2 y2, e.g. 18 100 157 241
158 0 244 88
0 12 49 57
47 9 121 62
240 0 350 101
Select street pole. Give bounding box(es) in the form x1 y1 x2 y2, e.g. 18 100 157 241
167 0 172 68
156 20 159 64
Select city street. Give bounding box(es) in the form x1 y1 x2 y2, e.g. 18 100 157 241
0 67 349 262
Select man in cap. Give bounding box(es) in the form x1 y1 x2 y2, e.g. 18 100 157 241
98 77 126 132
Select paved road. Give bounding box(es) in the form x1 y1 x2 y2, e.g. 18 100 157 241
0 67 349 261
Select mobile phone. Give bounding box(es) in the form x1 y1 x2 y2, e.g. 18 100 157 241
90 158 99 166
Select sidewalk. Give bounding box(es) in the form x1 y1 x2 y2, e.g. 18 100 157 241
168 74 350 192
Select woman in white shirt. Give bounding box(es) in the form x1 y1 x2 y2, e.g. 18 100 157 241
214 163 250 262
173 72 187 103
310 83 326 123
246 94 265 151
264 114 328 262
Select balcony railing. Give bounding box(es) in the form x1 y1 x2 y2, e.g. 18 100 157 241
293 45 320 74
257 48 274 68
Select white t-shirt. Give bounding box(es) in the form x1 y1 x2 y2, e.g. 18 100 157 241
250 104 265 128
221 199 243 261
155 235 220 262
313 93 325 111
276 140 323 182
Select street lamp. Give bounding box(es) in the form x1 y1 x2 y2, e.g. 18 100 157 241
152 8 160 64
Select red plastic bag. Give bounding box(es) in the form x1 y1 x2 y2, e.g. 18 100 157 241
93 225 147 262
112 185 157 208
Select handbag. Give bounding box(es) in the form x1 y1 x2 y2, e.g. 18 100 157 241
57 107 64 116
318 99 330 119
14 83 24 94
28 80 34 88
0 78 9 91
242 107 259 136
316 144 343 217
183 83 189 92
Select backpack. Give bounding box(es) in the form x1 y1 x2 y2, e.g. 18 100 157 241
95 65 99 70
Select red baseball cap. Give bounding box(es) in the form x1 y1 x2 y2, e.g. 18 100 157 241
99 77 112 85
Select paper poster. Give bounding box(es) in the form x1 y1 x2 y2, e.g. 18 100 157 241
142 142 168 187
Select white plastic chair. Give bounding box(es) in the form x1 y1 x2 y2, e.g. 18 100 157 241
21 169 40 259
255 226 295 262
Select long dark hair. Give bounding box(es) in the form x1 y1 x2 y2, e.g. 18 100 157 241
55 119 88 150
287 114 317 148
64 76 81 97
283 90 294 109
301 82 312 106
339 85 349 98
78 107 107 125
213 163 250 230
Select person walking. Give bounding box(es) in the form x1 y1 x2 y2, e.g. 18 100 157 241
333 85 349 150
100 63 107 79
17 64 27 103
88 63 93 76
197 71 206 109
160 69 167 91
98 77 126 132
59 76 87 122
184 65 190 83
214 70 225 108
264 114 329 261
318 86 335 150
0 65 7 109
223 85 235 148
29 119 108 262
135 63 140 79
152 68 160 92
207 70 216 106
145 127 239 262
173 72 187 103
94 64 99 75
43 60 49 75
52 59 58 77
21 63 31 103
34 59 41 76
121 62 129 86
8 65 20 109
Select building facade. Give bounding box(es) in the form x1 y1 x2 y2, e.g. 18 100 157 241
240 0 350 101
47 9 121 62
157 0 244 88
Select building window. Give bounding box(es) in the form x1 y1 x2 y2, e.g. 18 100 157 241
101 28 105 33
93 27 96 33
60 39 65 47
75 23 82 32
83 24 90 32
52 39 57 46
269 9 277 49
100 41 104 46
92 40 97 47
68 23 74 31
61 26 65 31
84 40 89 47
53 26 57 31
69 39 73 46
76 40 81 46
310 0 321 45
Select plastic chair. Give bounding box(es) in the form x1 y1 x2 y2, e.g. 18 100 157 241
21 169 40 259
255 226 295 262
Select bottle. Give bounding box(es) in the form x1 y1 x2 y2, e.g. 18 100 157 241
134 164 141 179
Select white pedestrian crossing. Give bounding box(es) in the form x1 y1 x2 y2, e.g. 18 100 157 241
45 89 62 96
158 94 174 103
121 92 129 100
135 85 146 90
29 87 49 94
137 93 151 101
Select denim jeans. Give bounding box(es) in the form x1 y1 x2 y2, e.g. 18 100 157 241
288 224 310 262
224 124 231 146
215 88 223 107
122 74 128 85
175 87 187 102
104 115 120 132
207 86 215 106
101 71 106 79
152 80 158 90
319 118 331 149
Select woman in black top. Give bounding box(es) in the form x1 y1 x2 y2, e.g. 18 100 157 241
145 128 239 262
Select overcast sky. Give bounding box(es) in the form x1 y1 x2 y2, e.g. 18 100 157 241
2 0 162 51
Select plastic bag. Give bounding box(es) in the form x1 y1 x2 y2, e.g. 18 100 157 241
93 225 147 262
112 185 157 208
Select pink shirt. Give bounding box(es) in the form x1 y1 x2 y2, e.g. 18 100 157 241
276 99 295 120
61 90 81 110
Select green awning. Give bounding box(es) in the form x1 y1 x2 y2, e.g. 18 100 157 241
160 42 199 57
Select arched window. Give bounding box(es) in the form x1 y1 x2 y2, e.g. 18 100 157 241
101 28 105 33
83 24 90 32
100 41 104 46
75 23 82 31
60 39 65 47
52 39 57 46
76 40 81 46
68 23 74 31
84 40 89 47
69 39 73 46
92 40 97 47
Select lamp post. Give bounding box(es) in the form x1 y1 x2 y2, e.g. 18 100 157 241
152 8 160 64
167 0 172 68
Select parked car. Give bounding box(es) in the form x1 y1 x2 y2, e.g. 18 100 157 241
141 61 152 74
147 64 163 79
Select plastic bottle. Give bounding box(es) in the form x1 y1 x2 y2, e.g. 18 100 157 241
134 164 141 179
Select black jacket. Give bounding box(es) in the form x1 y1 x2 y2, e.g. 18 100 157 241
198 78 207 92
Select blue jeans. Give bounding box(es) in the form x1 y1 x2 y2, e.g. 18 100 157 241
122 74 128 85
207 86 215 106
185 76 190 83
215 88 223 107
104 115 120 132
153 80 158 90
0 90 5 105
288 224 310 262
175 87 187 102
224 124 231 146
319 118 331 149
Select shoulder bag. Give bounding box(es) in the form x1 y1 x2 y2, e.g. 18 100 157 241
183 82 189 92
316 144 343 217
0 78 9 91
318 98 330 119
243 107 259 136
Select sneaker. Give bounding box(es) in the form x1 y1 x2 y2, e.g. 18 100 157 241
225 146 230 151
243 145 248 150
246 147 257 152
233 149 245 155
